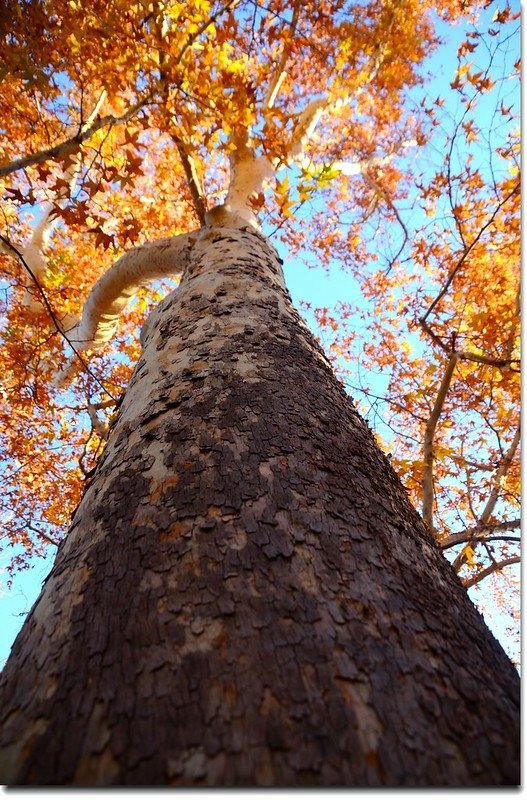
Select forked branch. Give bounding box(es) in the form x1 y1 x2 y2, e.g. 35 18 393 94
440 518 521 550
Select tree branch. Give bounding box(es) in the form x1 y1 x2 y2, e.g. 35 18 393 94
87 401 108 438
262 0 301 110
222 128 274 224
420 181 520 325
422 353 459 532
169 133 207 225
0 92 155 179
0 233 116 399
78 89 108 136
462 557 520 590
62 230 198 353
452 423 521 572
477 423 521 527
287 97 328 163
440 518 521 549
1 0 241 179
419 319 519 368
20 158 82 308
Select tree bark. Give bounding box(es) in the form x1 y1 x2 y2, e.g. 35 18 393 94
0 215 520 786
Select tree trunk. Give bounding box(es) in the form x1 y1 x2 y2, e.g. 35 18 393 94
0 216 519 786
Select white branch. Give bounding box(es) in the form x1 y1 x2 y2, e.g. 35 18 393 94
6 92 108 306
63 231 198 350
283 34 406 170
21 159 82 309
80 89 108 135
224 131 274 225
332 142 417 176
87 401 108 438
262 0 301 111
288 97 327 163
263 70 287 111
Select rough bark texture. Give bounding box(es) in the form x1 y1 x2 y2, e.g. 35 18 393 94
0 217 520 786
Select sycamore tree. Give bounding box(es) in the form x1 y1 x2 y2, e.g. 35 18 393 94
0 0 520 787
0 0 459 566
311 3 520 653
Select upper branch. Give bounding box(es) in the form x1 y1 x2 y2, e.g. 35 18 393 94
262 0 301 111
0 232 116 399
420 181 520 325
21 158 81 296
0 92 155 179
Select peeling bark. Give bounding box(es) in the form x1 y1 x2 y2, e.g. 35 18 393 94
0 214 520 787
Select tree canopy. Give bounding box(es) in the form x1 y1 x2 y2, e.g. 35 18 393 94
0 0 520 655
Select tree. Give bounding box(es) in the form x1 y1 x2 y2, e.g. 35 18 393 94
0 0 520 786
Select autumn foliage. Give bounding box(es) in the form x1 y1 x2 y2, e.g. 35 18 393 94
0 0 519 643
308 4 520 651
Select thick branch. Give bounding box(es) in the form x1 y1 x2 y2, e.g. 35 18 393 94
288 98 328 163
422 353 459 532
224 129 274 224
64 231 198 350
87 402 108 438
463 558 520 590
332 142 416 177
21 158 81 300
